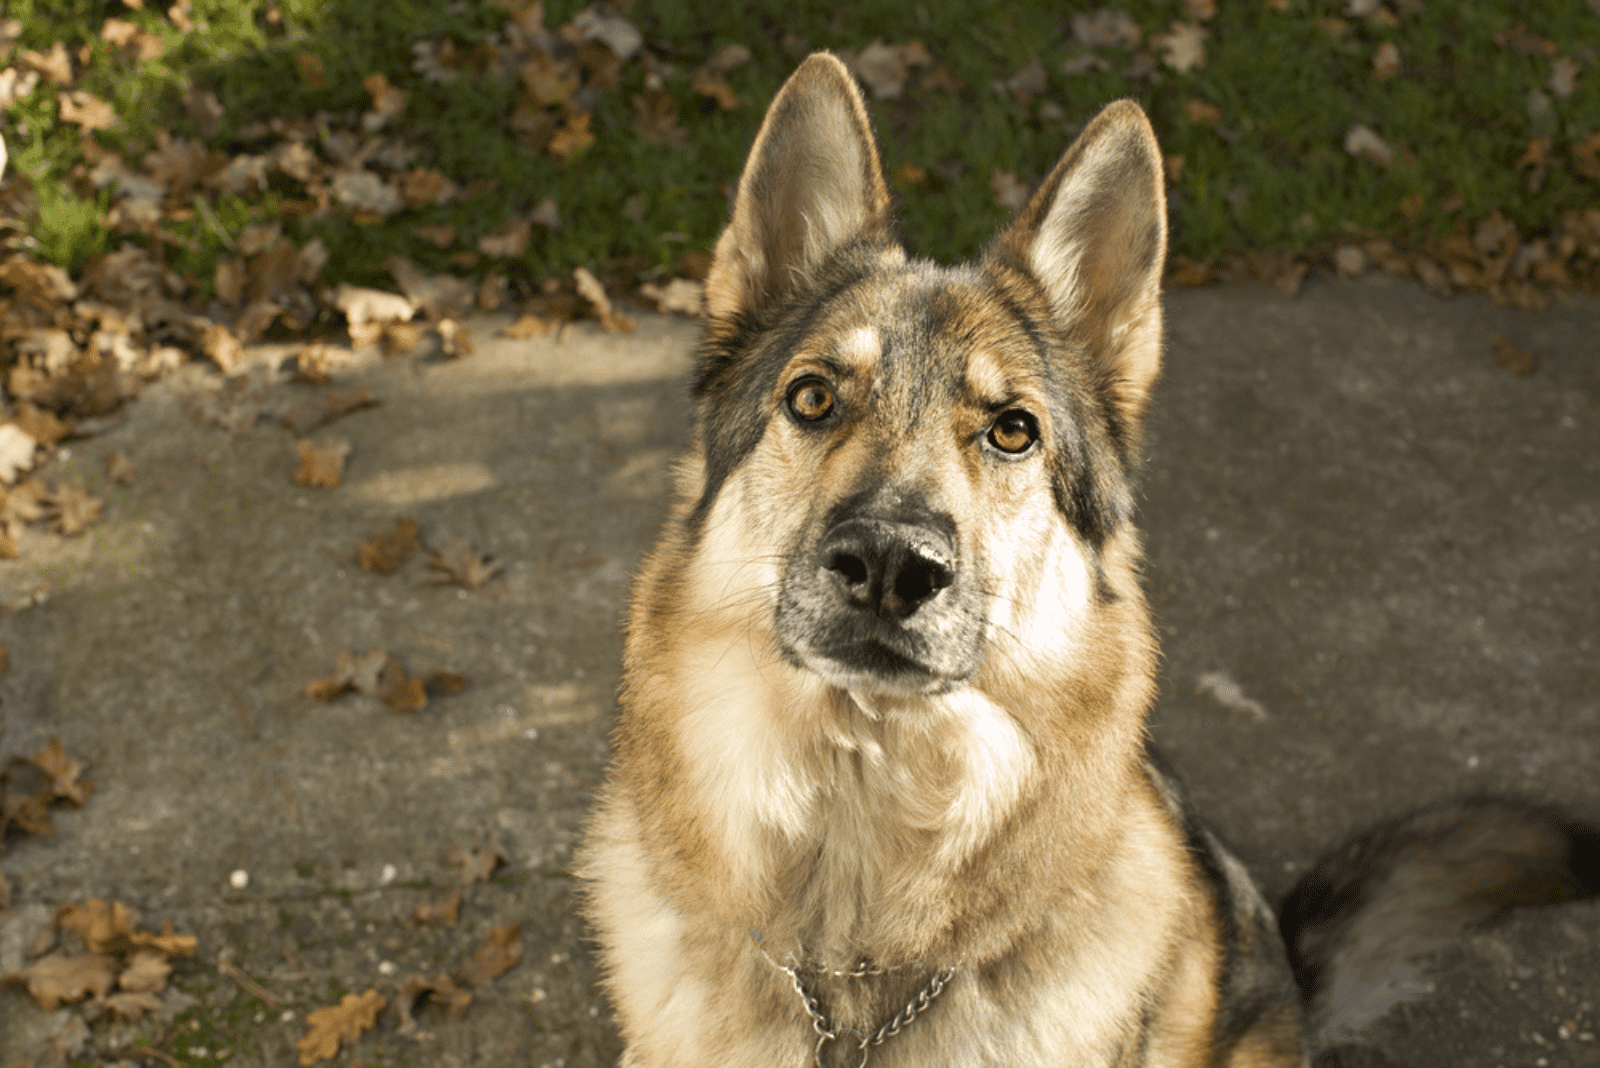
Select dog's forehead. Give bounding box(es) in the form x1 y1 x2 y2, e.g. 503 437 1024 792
810 269 1051 399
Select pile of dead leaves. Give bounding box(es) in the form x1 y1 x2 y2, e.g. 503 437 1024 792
0 897 197 1025
0 736 94 852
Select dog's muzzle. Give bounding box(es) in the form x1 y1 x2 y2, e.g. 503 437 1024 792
778 498 983 693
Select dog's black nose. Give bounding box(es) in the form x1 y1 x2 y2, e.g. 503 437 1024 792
820 519 955 619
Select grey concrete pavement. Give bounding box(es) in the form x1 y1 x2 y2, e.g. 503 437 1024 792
1 275 1597 1066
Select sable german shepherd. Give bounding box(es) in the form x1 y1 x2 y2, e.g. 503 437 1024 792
577 54 1600 1067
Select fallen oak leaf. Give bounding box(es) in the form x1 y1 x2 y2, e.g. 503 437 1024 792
1153 21 1207 72
56 899 197 958
413 890 462 928
1344 124 1394 167
118 950 173 993
102 990 164 1021
305 647 388 702
456 924 522 988
501 313 558 339
45 484 103 537
30 738 94 805
1572 133 1600 183
638 278 703 317
293 438 351 489
357 518 421 574
428 539 503 589
1 953 116 1010
396 972 473 1033
296 989 386 1067
377 656 428 712
281 387 379 436
447 832 505 887
426 669 469 697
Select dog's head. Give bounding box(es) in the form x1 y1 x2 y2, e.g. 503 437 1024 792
677 54 1165 702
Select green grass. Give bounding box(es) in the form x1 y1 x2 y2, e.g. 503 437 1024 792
3 0 1597 298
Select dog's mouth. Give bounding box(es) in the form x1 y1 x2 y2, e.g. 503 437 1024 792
786 630 967 695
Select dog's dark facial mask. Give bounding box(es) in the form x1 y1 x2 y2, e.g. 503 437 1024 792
692 54 1168 698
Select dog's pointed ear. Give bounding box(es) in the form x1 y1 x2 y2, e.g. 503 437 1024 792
989 100 1167 430
703 53 893 322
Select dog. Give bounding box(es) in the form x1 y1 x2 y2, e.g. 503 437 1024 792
577 53 1600 1067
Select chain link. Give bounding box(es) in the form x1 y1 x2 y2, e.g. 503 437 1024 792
770 951 958 1068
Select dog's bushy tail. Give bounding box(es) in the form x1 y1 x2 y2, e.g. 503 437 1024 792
1279 798 1600 1059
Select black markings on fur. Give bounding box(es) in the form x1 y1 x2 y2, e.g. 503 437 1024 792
1278 797 1600 1007
689 251 880 531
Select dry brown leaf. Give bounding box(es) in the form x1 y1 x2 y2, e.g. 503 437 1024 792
1163 154 1186 185
12 404 69 449
1071 8 1142 49
3 953 116 1010
632 90 686 147
362 71 407 130
1000 57 1048 106
400 168 458 207
1495 25 1559 58
502 313 557 339
396 971 473 1033
429 539 503 589
332 169 402 215
1184 0 1217 19
1344 124 1394 167
1334 245 1368 278
426 669 469 697
293 438 351 489
103 990 164 1021
21 43 74 86
296 989 386 1066
357 518 421 574
547 111 595 162
456 924 522 987
281 386 380 436
436 318 475 359
336 285 415 342
417 224 458 248
1518 136 1553 193
376 657 428 712
1153 22 1206 72
1372 42 1401 79
0 424 36 484
413 890 462 928
448 834 505 887
1492 335 1539 377
117 950 172 993
479 218 532 259
305 647 388 702
30 738 94 805
46 484 103 537
1549 56 1582 100
691 67 740 109
573 266 635 332
58 90 115 131
200 323 245 374
1572 132 1600 183
639 278 704 317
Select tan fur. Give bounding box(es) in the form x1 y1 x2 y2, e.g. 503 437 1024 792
579 53 1308 1067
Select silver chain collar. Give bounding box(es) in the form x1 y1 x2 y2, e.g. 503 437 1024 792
751 932 959 1068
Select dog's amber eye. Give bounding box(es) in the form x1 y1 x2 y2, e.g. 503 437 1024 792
987 410 1039 455
786 377 836 422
